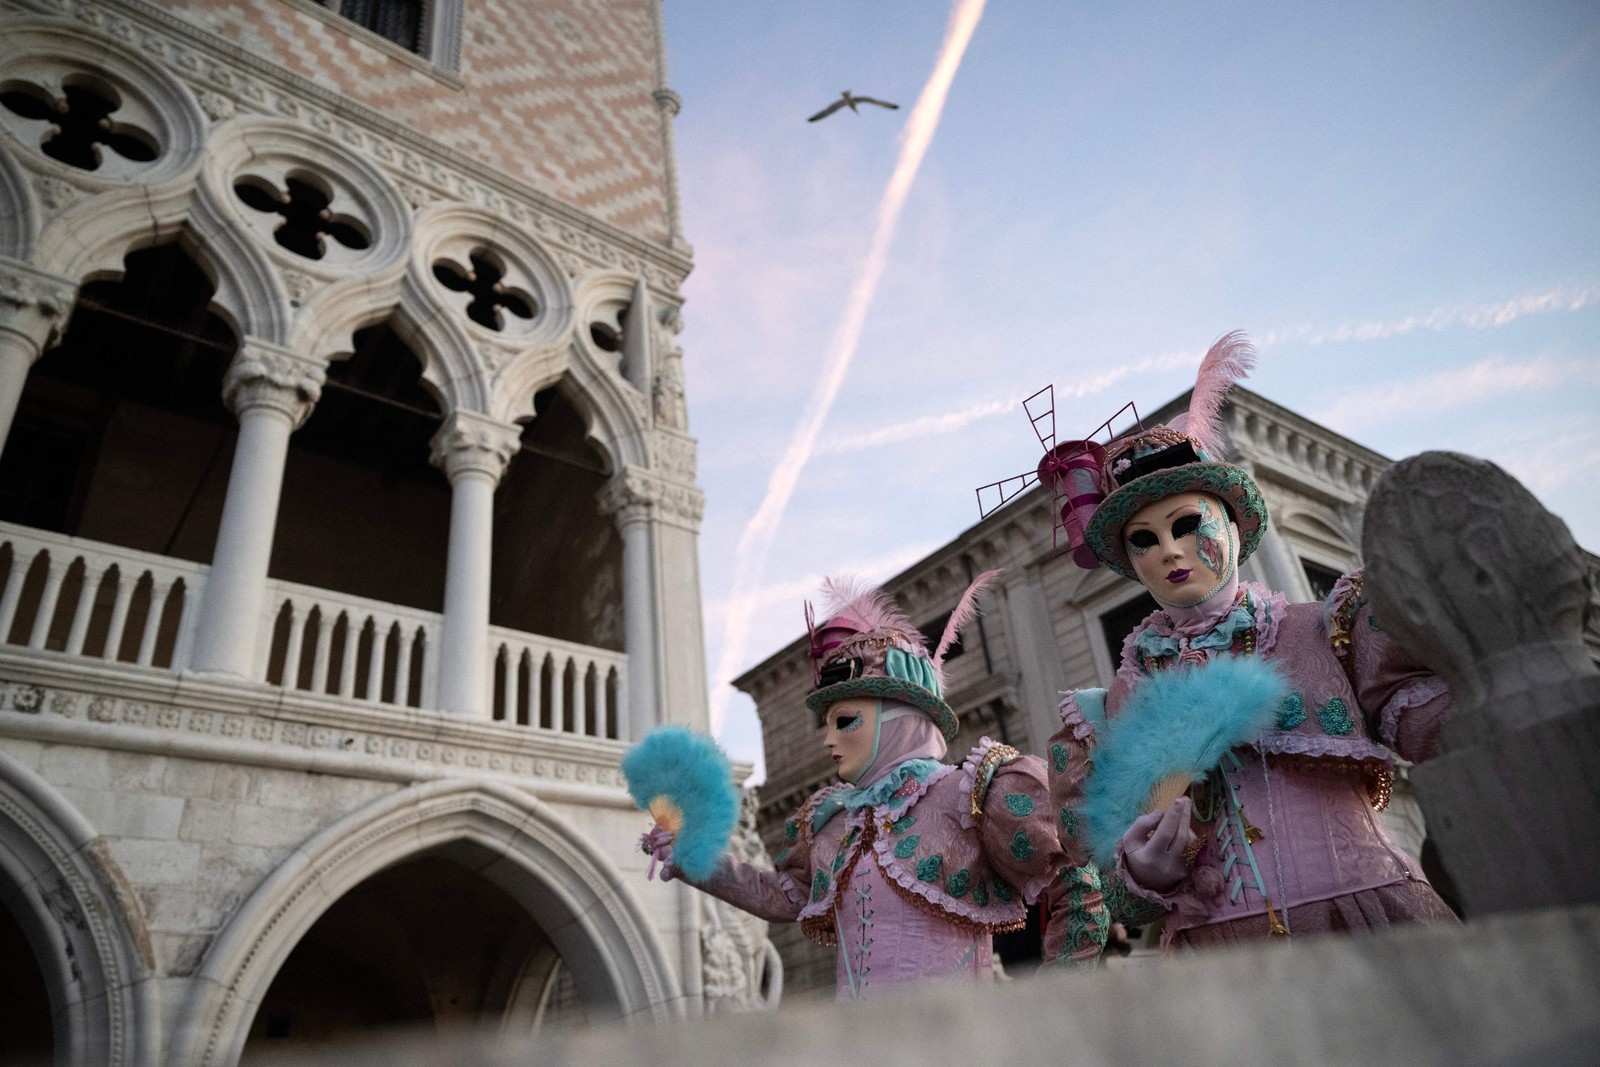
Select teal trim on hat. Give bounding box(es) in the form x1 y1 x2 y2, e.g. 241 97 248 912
806 676 959 742
885 647 941 696
1084 461 1267 581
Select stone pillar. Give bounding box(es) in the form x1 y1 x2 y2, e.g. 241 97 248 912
0 262 73 456
1234 456 1315 602
188 342 323 677
1363 450 1600 915
996 531 1068 753
601 467 708 737
430 411 521 717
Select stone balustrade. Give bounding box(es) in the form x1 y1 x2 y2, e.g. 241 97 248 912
0 521 203 669
488 624 627 739
0 520 625 736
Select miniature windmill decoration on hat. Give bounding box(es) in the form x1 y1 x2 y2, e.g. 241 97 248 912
978 332 1269 579
974 385 1143 569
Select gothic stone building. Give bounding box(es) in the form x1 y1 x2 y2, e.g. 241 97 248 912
0 0 776 1064
737 387 1483 995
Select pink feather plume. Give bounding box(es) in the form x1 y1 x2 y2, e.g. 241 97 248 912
818 576 925 651
1171 331 1255 459
934 569 1003 669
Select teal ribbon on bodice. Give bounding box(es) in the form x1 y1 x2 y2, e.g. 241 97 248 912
810 758 943 835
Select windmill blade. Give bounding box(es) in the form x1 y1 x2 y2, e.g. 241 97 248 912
807 99 847 122
1023 384 1056 452
976 471 1040 519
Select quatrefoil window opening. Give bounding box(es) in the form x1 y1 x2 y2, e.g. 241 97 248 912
432 251 537 332
233 173 373 261
0 77 159 171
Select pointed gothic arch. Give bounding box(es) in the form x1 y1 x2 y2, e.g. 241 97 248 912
0 750 157 1067
177 778 679 1066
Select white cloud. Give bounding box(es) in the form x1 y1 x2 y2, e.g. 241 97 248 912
1312 355 1570 430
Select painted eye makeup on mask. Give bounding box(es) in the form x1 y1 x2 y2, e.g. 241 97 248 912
834 713 862 733
1127 529 1158 556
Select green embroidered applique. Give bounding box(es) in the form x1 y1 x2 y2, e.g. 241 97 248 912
811 869 830 902
1004 793 1035 817
1278 691 1306 730
992 876 1016 902
945 868 971 897
893 834 920 859
1060 808 1078 837
1010 831 1035 861
832 849 849 873
774 847 790 866
1318 697 1354 735
784 819 799 842
972 879 989 906
1051 743 1068 774
891 814 916 835
916 854 942 882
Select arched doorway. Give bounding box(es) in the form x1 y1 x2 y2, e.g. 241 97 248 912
182 779 678 1066
0 894 53 1064
241 848 589 1061
0 752 154 1067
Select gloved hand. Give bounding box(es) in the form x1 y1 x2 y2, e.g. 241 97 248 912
1121 796 1197 892
639 826 678 881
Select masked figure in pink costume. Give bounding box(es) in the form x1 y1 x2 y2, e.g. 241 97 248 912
658 576 1109 999
1041 332 1457 951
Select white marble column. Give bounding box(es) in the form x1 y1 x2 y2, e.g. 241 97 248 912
430 411 521 717
601 474 658 740
601 467 708 737
189 342 324 676
0 262 73 456
997 529 1069 753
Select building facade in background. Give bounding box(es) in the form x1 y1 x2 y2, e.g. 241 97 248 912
737 387 1600 996
0 1 776 1063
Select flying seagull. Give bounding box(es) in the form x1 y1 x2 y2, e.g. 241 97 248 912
807 90 900 123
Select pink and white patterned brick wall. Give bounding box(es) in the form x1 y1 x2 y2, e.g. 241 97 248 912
163 0 672 243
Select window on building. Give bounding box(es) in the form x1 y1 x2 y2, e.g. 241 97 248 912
917 611 962 663
1099 592 1159 665
1302 559 1345 603
319 0 424 54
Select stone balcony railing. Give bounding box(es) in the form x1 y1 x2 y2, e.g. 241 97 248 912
0 521 624 736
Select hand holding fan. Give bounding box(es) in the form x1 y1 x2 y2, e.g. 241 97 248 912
621 726 738 883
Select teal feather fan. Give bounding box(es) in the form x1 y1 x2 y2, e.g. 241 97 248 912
1080 656 1288 869
621 726 738 882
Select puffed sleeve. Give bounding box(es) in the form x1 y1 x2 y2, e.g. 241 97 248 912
1328 570 1454 762
1037 693 1113 966
678 807 813 924
979 753 1065 907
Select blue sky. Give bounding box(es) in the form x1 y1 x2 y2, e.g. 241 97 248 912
662 2 1600 779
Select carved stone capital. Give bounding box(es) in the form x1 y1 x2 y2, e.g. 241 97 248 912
0 261 75 356
599 467 703 531
222 342 326 427
429 410 522 483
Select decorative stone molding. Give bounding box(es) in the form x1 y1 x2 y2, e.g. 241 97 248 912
653 348 689 430
650 428 698 482
600 466 705 531
0 15 208 190
32 174 78 212
33 0 690 294
221 341 325 427
428 410 522 483
0 259 75 352
0 669 635 790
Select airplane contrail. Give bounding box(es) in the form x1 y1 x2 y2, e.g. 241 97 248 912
709 0 987 734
